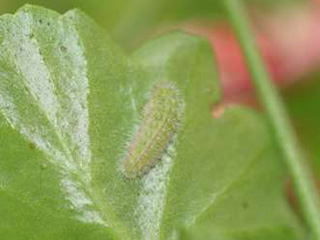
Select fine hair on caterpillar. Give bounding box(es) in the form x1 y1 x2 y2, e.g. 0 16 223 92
121 81 183 178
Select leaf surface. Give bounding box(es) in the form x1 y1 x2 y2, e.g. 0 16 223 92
0 5 305 240
133 32 306 240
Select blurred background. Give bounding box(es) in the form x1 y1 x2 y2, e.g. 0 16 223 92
0 0 319 188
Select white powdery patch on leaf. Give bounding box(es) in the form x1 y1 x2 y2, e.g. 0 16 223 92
0 9 105 226
137 142 177 240
55 11 91 172
11 11 59 126
62 177 105 225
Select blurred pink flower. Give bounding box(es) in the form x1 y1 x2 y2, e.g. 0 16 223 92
186 2 320 103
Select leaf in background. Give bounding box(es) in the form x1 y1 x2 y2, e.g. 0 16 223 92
0 0 303 51
284 75 320 178
177 136 305 240
133 32 306 240
0 5 305 240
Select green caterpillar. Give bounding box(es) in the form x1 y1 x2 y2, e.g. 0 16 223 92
122 82 182 178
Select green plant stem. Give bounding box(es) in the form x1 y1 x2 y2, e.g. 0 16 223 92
223 0 320 238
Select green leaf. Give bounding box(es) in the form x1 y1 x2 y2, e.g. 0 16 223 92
133 32 305 240
0 5 305 240
177 140 305 240
0 5 117 240
0 117 115 240
284 76 320 178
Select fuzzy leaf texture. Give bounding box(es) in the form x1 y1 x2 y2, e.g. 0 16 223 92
0 5 306 240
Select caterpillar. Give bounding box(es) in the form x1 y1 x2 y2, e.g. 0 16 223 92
122 82 182 178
